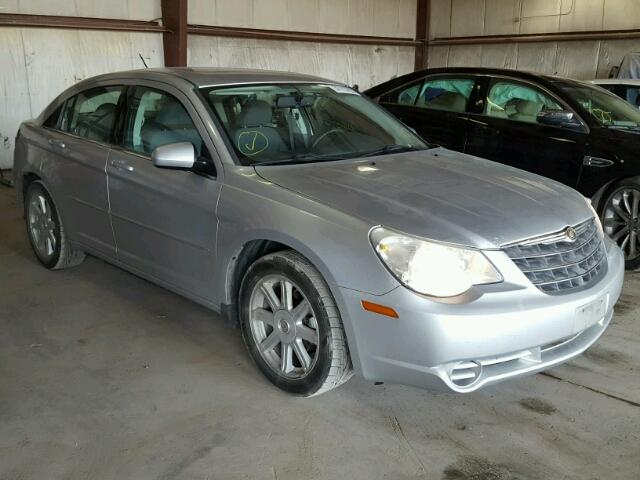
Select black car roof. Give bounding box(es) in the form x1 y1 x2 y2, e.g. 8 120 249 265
364 67 593 95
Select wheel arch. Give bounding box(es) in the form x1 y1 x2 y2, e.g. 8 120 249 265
593 175 640 215
19 172 42 215
218 231 342 328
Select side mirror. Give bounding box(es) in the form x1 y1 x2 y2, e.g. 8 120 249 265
537 110 579 127
151 142 195 169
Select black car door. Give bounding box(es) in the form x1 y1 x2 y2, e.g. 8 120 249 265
463 76 588 188
376 74 480 152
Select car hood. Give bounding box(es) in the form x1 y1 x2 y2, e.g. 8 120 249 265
254 148 592 249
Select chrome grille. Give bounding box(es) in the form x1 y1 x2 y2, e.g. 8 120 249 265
503 219 607 294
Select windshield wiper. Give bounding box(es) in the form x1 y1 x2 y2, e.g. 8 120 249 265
253 152 350 166
252 145 424 166
359 144 423 158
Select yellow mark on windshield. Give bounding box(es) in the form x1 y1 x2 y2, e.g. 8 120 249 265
237 130 269 156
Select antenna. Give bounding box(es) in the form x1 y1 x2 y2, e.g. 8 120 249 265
138 53 149 69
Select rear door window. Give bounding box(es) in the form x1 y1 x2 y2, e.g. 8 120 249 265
43 104 64 129
485 79 563 123
416 77 475 113
61 86 123 143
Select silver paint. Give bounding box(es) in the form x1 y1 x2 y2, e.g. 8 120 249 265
14 68 625 393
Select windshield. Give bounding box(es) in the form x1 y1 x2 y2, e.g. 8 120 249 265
556 81 640 129
200 83 429 165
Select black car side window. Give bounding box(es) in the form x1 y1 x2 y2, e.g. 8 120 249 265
379 79 423 105
60 86 123 143
485 80 563 124
415 77 475 113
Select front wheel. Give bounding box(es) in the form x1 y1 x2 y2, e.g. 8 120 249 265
601 179 640 270
239 250 352 396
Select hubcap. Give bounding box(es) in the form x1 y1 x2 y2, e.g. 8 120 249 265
28 193 57 259
249 275 319 379
604 187 640 261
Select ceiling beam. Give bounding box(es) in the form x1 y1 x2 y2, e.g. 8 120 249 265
161 0 188 67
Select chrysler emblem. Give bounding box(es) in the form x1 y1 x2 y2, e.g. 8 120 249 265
564 227 577 242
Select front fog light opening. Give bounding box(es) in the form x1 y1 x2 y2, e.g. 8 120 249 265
449 361 482 388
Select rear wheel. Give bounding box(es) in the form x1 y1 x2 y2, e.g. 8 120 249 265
25 182 85 270
239 250 352 396
602 179 640 270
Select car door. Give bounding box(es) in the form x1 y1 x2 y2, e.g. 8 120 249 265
377 75 479 152
106 84 222 301
463 76 588 188
43 85 124 257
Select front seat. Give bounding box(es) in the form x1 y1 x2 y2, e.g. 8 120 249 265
232 101 287 159
141 101 203 155
509 99 543 123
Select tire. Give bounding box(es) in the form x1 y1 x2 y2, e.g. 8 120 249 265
239 250 353 396
600 178 640 270
25 181 85 270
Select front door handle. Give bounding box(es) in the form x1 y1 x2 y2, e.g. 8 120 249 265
48 138 66 149
583 156 614 168
110 159 134 172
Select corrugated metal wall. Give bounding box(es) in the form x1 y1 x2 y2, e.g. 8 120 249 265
0 0 417 169
428 0 640 79
0 0 163 168
186 0 416 91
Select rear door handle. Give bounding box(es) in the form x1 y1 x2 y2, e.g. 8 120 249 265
48 138 66 149
459 116 491 127
110 159 134 172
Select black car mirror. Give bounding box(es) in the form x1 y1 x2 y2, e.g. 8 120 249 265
537 110 580 127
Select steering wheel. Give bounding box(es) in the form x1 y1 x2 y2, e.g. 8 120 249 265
310 128 350 150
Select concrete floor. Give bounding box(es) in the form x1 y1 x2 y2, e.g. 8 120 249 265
1 184 639 480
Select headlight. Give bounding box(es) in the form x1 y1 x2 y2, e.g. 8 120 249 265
370 227 502 297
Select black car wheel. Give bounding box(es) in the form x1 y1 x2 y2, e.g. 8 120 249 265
602 179 640 269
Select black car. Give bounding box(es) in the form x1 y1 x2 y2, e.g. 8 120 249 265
366 67 640 269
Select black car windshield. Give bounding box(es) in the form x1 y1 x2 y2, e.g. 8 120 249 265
556 81 640 129
200 83 429 165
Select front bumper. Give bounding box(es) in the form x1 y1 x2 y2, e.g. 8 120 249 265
337 237 624 393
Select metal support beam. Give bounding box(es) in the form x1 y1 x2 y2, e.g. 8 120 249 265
414 0 430 71
430 28 640 46
161 0 188 67
187 24 420 47
0 13 166 32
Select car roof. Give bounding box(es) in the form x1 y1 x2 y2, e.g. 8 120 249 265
414 67 575 83
591 78 640 85
364 66 589 96
76 67 340 88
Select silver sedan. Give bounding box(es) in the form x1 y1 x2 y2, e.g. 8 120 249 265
14 68 624 396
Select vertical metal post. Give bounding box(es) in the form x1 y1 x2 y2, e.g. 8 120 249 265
161 0 188 67
414 0 430 71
